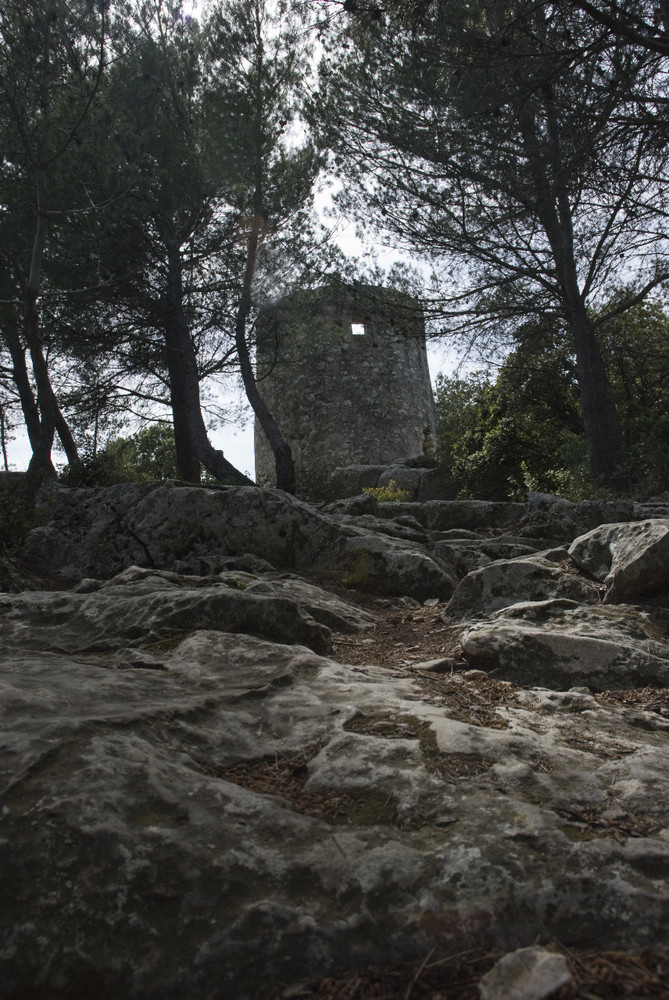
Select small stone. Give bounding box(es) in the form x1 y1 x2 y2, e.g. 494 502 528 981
478 946 572 1000
434 813 458 827
412 657 456 673
423 597 439 607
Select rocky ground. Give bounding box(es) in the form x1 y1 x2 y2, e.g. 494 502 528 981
1 482 669 1000
265 581 669 999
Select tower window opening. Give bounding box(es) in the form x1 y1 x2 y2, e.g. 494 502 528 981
351 323 365 336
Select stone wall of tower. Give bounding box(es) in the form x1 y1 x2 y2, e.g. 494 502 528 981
254 285 435 490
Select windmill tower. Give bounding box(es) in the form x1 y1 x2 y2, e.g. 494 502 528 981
254 284 435 491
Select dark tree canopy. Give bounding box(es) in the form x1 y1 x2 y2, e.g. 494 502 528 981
313 0 669 489
1 0 668 497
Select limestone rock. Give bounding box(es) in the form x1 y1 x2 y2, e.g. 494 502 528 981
434 537 548 578
336 512 430 545
478 947 572 1000
378 500 527 533
377 464 433 500
460 599 669 690
2 611 669 999
242 573 376 633
342 533 456 600
519 494 635 542
0 543 40 594
18 482 454 601
323 492 378 517
4 483 669 998
634 498 669 519
568 519 669 603
445 551 600 618
0 565 333 655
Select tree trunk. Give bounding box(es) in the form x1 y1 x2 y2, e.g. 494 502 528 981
569 308 629 490
547 208 629 490
23 289 81 472
16 155 81 478
236 321 296 493
234 222 296 494
522 94 629 492
4 322 42 451
162 245 255 487
0 404 8 472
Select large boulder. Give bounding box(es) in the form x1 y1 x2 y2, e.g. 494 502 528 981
460 598 669 690
568 519 669 604
18 482 455 601
445 550 601 618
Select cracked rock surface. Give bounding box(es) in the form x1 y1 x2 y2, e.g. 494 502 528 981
1 484 668 999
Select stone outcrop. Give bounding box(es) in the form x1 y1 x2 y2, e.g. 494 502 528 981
19 481 456 600
444 549 601 617
1 484 669 999
460 599 669 690
568 519 669 603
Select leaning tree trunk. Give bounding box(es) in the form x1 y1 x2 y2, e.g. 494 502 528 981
234 220 296 495
162 245 255 487
17 171 81 482
569 308 629 491
534 162 629 489
554 247 629 491
3 322 42 453
23 289 81 476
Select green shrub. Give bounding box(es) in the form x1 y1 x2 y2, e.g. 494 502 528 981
61 424 179 486
363 479 411 502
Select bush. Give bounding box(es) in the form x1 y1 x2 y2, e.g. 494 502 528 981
363 479 411 502
61 424 179 486
434 300 669 500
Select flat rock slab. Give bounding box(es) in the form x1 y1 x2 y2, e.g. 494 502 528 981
2 610 669 998
0 566 333 655
460 599 669 690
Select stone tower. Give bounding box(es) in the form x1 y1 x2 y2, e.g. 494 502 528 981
254 284 435 490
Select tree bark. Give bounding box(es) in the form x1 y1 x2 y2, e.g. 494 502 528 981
4 322 41 451
17 152 81 477
520 94 629 491
568 307 629 490
23 287 81 472
546 202 629 490
234 221 296 494
162 243 255 486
